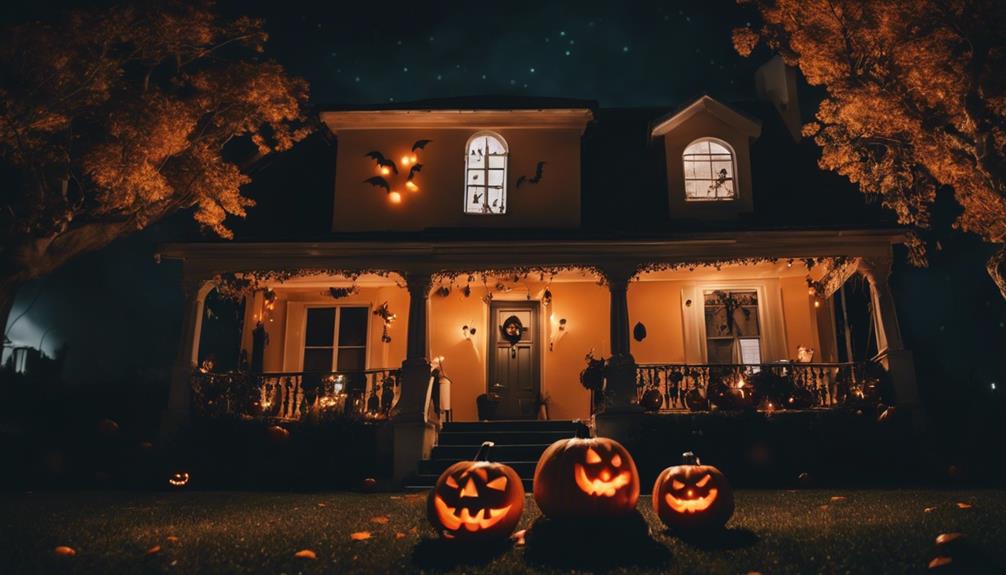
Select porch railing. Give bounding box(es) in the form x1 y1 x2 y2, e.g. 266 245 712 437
191 368 401 421
634 362 871 411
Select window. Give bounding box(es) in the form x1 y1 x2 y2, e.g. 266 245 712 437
303 306 368 372
704 290 761 364
683 138 736 201
464 132 508 214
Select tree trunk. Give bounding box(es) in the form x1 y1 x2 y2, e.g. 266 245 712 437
987 246 1006 301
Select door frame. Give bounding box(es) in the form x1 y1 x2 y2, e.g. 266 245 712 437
486 299 542 418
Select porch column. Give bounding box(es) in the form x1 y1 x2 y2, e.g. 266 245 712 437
858 256 923 427
595 266 643 444
392 270 434 484
161 276 211 438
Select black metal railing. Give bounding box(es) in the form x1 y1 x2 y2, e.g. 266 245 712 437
634 362 873 411
191 368 401 421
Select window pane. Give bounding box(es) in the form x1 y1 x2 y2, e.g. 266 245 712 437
338 307 368 347
739 339 761 364
488 170 504 186
305 308 335 347
488 155 505 169
690 160 712 180
708 141 730 155
304 348 333 372
706 339 734 364
337 348 366 371
468 170 483 185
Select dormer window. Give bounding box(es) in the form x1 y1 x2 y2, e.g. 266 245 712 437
683 138 736 202
464 131 508 214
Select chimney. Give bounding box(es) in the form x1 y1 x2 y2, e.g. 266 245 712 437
755 56 801 141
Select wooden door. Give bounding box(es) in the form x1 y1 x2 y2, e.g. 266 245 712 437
488 301 541 419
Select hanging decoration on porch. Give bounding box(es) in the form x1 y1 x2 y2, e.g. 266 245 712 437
210 269 395 301
427 441 525 541
633 322 647 342
533 436 640 519
362 139 433 205
328 286 357 299
373 301 397 343
579 352 606 391
652 451 734 533
500 315 525 357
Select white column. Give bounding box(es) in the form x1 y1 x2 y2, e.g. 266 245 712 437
392 270 434 484
163 277 210 432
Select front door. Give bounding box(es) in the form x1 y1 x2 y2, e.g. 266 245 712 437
488 301 541 419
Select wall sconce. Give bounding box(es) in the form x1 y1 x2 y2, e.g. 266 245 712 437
549 318 567 351
462 324 477 340
542 288 553 307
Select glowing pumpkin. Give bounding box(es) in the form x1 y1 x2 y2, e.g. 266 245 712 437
533 436 639 519
652 452 733 532
427 441 524 541
168 471 190 488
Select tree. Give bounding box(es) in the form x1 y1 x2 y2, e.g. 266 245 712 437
732 0 1006 297
0 0 310 332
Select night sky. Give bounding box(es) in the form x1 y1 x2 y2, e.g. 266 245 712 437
2 0 1004 421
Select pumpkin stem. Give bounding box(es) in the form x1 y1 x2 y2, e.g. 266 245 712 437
474 441 495 461
682 451 700 465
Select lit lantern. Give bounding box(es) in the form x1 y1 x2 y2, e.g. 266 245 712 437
427 441 525 541
380 166 391 176
405 180 418 192
388 191 402 204
400 155 411 166
652 451 734 532
533 436 639 519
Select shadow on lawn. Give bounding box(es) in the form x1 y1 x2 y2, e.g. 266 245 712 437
523 510 673 571
667 526 760 550
412 538 513 570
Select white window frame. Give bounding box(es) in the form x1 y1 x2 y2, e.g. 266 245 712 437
299 304 372 372
700 288 764 365
463 131 509 215
682 137 739 203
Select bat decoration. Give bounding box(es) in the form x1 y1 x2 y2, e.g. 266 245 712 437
472 193 482 204
363 176 391 192
364 151 398 174
407 164 423 181
516 161 546 189
412 139 433 152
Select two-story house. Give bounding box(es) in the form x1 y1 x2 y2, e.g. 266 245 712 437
160 58 918 484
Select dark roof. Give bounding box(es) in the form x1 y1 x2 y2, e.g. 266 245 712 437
189 94 896 244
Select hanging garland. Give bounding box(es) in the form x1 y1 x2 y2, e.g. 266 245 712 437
209 269 394 301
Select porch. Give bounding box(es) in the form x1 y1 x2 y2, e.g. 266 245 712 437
158 231 918 481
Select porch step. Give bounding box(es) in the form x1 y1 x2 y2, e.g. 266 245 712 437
404 419 589 490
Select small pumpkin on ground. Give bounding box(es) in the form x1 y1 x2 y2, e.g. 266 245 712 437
427 441 524 541
652 451 734 532
533 435 639 519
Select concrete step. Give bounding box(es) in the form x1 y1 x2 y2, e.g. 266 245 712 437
437 430 576 446
442 419 588 433
430 443 553 461
418 459 538 477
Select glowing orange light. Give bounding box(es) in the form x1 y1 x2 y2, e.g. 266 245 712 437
380 166 390 175
388 191 402 204
410 153 418 163
405 181 418 191
814 300 821 308
808 287 816 295
401 155 411 166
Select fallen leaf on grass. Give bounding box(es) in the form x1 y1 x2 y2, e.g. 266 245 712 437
830 496 846 502
410 527 418 534
924 507 936 513
293 549 317 560
403 493 425 501
145 545 161 556
956 502 972 509
395 532 406 540
317 503 327 508
511 529 527 546
370 516 390 525
819 504 829 511
929 556 952 569
166 536 179 543
351 531 372 541
53 546 76 557
389 496 402 500
935 532 964 545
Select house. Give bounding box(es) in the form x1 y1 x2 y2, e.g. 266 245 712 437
159 58 919 483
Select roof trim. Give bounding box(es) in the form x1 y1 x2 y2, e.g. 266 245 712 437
650 95 762 138
321 108 594 133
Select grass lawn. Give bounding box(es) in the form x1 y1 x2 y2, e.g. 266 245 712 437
1 489 1004 574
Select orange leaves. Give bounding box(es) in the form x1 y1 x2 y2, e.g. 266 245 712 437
53 546 76 556
370 516 390 525
350 531 372 541
731 27 760 57
293 549 317 559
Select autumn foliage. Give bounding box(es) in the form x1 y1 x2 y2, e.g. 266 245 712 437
0 1 310 322
733 0 1006 297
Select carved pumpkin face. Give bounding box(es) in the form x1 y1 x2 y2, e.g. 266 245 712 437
427 442 524 541
652 452 733 532
533 437 639 519
168 472 190 488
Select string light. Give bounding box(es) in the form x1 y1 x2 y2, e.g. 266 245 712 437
380 166 390 176
405 181 418 191
388 191 402 204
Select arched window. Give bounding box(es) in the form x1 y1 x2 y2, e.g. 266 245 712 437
464 132 508 214
682 138 737 201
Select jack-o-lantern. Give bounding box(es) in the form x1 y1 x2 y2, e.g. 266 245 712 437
652 452 733 532
533 436 639 519
427 441 524 541
168 471 190 488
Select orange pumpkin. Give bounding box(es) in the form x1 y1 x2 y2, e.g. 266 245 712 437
427 441 525 541
533 436 639 519
652 452 734 532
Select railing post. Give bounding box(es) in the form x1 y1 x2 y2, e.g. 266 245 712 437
392 270 435 484
161 276 211 439
858 255 923 429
